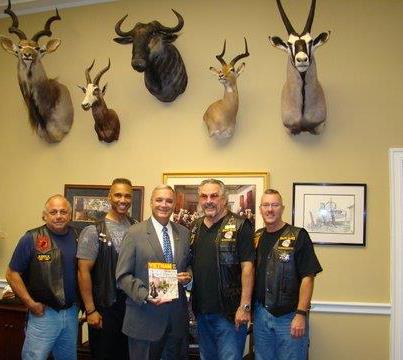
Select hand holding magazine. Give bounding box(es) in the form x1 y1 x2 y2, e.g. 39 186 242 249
148 262 179 303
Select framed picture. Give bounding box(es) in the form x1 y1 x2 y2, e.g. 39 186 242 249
292 183 367 246
163 172 269 229
64 184 144 232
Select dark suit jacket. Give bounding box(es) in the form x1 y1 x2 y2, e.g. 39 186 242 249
116 218 190 341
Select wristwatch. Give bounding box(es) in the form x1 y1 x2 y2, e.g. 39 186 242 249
296 309 307 316
241 304 251 312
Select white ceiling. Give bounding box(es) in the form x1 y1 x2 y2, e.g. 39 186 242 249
0 0 116 18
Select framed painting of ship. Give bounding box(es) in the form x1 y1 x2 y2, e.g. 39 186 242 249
292 183 367 246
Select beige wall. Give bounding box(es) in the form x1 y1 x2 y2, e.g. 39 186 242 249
0 0 401 358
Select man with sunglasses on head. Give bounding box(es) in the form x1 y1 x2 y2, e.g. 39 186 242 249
253 189 322 360
190 179 255 360
6 194 78 360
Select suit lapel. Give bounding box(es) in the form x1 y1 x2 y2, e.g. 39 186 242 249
171 221 181 264
146 218 165 261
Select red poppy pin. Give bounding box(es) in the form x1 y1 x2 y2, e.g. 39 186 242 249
36 234 51 253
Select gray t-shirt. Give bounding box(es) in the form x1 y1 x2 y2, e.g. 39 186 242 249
76 218 131 261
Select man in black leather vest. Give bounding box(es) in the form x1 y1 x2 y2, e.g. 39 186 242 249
253 189 322 360
190 179 255 360
77 178 135 359
6 194 78 360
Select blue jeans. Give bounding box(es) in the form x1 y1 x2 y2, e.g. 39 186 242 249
22 305 78 360
253 303 308 360
196 313 247 360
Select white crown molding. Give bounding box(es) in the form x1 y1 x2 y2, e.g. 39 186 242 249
0 0 117 18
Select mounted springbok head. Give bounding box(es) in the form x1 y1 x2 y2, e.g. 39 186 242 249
203 38 249 140
113 9 187 103
269 0 330 135
78 60 120 143
0 0 73 143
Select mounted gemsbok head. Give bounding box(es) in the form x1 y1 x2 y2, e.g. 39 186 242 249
114 9 188 103
78 59 120 143
203 38 249 140
269 0 330 135
0 0 73 143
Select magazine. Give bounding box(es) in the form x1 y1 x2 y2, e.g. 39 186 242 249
148 262 179 301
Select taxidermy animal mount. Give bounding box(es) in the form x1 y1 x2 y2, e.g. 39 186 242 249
269 0 330 135
113 9 188 102
78 59 120 143
0 0 74 143
203 38 249 140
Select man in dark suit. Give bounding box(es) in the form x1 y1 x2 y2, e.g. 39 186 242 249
116 184 191 360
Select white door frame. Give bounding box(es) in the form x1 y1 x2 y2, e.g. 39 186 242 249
389 148 403 360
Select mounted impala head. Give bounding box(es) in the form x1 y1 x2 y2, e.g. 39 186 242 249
114 9 188 102
203 38 249 140
0 0 73 143
78 59 120 143
269 0 330 73
79 59 110 111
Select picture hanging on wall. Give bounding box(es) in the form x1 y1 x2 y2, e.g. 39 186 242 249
292 183 367 246
64 184 144 232
163 172 269 230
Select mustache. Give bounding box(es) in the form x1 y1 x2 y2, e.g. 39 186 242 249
204 203 217 209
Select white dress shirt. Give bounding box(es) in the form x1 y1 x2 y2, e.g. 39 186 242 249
151 216 175 259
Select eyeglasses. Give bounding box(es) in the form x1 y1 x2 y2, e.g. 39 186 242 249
260 203 282 209
199 193 221 200
47 209 70 216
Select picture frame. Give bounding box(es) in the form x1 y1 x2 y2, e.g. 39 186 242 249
64 184 144 232
292 183 367 246
162 172 269 229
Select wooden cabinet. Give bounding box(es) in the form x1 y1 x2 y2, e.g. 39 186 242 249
0 302 27 360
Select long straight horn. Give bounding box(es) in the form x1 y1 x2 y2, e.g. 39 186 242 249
276 0 296 35
155 9 184 33
4 0 27 40
85 60 95 84
303 0 316 34
216 40 227 66
31 8 61 42
230 37 250 66
93 59 111 86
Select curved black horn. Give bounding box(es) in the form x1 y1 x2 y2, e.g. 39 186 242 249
31 8 61 42
115 15 134 37
276 0 296 35
216 40 227 66
4 0 27 40
230 37 250 66
155 9 184 33
85 60 95 85
93 59 111 86
303 0 316 34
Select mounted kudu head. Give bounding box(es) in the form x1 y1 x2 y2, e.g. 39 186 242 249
203 38 249 140
114 9 188 102
269 0 330 73
0 0 73 143
0 1 62 68
78 59 120 143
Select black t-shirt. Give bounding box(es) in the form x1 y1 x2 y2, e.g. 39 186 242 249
255 224 323 305
192 216 255 314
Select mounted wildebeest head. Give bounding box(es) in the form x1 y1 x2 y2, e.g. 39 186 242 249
113 9 188 102
0 0 74 143
268 0 330 135
78 59 120 143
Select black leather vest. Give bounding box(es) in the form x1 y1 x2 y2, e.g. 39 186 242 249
27 226 67 310
190 212 246 321
256 225 301 315
92 217 135 308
